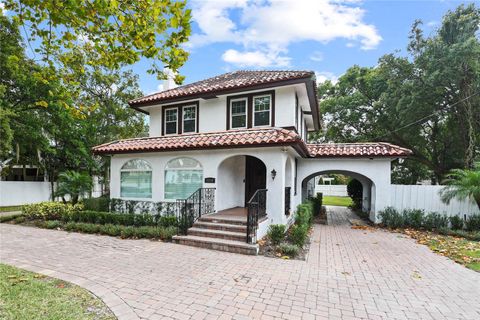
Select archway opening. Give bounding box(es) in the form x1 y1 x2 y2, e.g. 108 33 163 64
301 170 376 219
216 155 267 212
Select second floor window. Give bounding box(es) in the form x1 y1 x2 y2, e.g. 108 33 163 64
165 108 178 135
253 95 271 126
230 99 247 129
182 106 196 133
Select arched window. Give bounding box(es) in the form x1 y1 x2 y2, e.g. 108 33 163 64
165 158 203 200
120 159 152 198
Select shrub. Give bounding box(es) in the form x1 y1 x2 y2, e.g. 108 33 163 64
120 226 136 238
44 220 61 229
267 224 286 245
347 179 363 209
278 243 300 257
101 224 122 236
82 196 110 212
311 193 323 216
158 215 178 228
64 221 77 231
403 209 424 229
465 214 480 232
0 213 24 223
449 215 464 230
296 203 313 227
23 201 83 220
423 212 448 231
156 226 177 240
289 224 308 247
13 216 25 224
379 207 404 229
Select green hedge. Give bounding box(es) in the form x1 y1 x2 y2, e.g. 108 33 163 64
267 224 286 245
23 202 84 220
36 220 177 240
379 207 480 234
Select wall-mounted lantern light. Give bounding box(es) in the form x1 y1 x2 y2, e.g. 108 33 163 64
271 169 277 180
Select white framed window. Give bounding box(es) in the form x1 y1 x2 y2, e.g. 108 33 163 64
164 158 203 200
182 105 197 133
164 108 178 135
120 159 152 199
253 95 271 127
230 98 247 129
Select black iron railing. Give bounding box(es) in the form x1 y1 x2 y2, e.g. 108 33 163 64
176 188 215 235
246 189 267 244
285 187 291 216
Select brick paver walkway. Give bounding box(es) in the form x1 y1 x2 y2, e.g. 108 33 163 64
1 206 479 320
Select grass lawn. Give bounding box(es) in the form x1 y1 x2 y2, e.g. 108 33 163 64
0 264 115 320
322 196 353 207
404 230 480 272
0 205 23 213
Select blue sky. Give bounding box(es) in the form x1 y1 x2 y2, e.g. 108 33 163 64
134 0 475 95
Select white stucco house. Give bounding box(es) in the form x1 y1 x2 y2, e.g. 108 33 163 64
93 70 411 254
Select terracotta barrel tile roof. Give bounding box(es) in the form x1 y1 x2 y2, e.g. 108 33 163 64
306 143 412 157
92 128 301 154
129 70 314 105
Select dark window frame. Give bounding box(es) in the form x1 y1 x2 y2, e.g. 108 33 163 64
161 101 199 136
226 90 275 130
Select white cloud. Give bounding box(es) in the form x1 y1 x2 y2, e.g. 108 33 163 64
426 20 438 27
189 0 381 67
315 71 338 84
222 49 290 67
310 51 324 62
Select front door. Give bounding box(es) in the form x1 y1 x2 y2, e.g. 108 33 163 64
245 156 266 205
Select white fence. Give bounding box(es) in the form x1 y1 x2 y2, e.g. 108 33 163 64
390 185 479 217
0 181 52 206
0 178 104 207
315 184 348 197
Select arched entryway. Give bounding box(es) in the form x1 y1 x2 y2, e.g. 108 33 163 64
216 155 267 212
301 170 376 220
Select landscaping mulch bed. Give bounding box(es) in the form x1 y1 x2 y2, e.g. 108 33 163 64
258 227 313 261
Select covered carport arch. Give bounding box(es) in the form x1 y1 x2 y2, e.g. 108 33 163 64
297 157 393 223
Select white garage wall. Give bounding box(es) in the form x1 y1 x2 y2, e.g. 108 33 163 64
390 185 479 217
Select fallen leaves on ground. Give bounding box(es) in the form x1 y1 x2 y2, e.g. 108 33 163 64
403 229 480 271
351 225 375 231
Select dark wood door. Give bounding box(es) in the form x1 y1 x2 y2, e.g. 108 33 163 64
245 156 266 205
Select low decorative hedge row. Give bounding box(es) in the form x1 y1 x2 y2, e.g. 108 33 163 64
265 201 314 257
37 220 177 240
22 202 178 228
379 207 480 234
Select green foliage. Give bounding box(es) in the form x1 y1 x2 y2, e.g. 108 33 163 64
316 4 480 183
423 213 449 231
158 215 178 228
379 207 405 229
311 193 323 216
403 209 425 229
3 0 192 84
22 202 83 220
267 224 286 245
296 203 313 227
441 163 480 210
465 215 480 231
289 224 308 247
0 213 23 223
44 220 61 229
347 179 363 209
278 243 300 257
449 215 464 230
82 196 110 212
55 171 93 205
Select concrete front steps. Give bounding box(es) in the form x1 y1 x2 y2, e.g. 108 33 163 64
172 214 258 255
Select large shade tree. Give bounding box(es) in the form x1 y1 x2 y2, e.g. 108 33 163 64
316 4 480 184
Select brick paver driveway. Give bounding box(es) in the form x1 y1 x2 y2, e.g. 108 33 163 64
1 207 479 320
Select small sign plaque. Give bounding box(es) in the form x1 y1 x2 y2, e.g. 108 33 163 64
204 177 215 183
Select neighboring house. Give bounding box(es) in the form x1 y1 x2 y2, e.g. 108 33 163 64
93 71 411 253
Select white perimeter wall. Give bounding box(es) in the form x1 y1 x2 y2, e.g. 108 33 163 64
0 181 52 206
315 185 348 197
390 184 479 217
